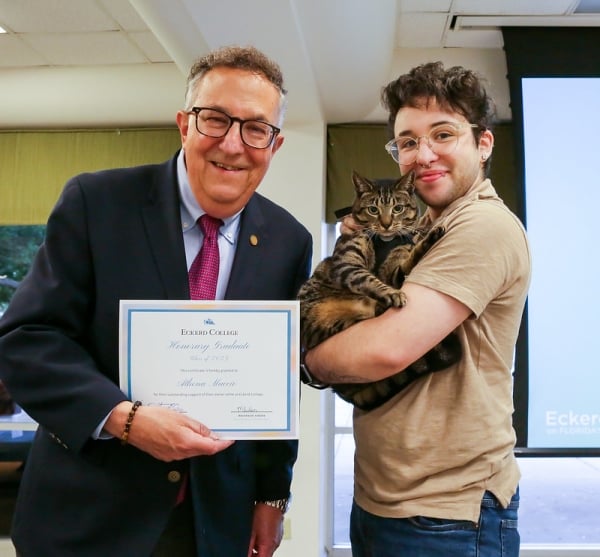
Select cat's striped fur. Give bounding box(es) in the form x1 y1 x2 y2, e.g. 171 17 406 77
298 170 461 410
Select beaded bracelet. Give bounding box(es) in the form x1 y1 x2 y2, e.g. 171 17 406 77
120 400 142 446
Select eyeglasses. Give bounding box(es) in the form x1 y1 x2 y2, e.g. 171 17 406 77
187 107 280 149
384 123 480 165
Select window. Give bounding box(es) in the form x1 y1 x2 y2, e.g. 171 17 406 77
330 394 600 554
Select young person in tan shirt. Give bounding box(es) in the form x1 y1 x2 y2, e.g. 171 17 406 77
304 61 531 557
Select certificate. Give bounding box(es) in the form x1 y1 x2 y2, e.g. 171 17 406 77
119 300 299 440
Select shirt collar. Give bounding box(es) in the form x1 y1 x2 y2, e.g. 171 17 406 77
421 178 499 227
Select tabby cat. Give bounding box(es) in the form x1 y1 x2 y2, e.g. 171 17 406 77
298 170 461 411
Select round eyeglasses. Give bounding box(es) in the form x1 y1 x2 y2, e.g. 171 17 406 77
187 107 280 149
385 123 480 165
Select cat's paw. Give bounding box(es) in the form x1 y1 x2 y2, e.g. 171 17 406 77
381 290 406 308
428 226 445 243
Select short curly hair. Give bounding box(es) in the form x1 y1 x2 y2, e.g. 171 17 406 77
184 45 287 120
382 62 497 173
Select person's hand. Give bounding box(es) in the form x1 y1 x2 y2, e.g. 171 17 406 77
105 401 234 461
339 215 362 236
247 503 284 557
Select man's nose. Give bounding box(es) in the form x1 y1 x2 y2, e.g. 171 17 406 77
219 121 245 151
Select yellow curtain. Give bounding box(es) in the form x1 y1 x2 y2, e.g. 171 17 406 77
2 124 519 225
0 128 181 224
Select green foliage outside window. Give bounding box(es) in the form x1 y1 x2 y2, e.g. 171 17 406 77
0 226 45 314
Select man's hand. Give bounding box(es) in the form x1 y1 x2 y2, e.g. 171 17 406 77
247 503 284 557
105 401 234 461
339 214 362 236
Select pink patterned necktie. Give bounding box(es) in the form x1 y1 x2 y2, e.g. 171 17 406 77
177 215 222 505
188 214 223 300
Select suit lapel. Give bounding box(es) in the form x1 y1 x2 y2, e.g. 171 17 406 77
141 156 190 299
225 196 266 300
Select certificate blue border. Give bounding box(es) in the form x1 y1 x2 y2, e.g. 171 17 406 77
120 300 299 439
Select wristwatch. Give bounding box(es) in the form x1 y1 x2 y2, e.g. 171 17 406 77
300 348 329 389
257 497 291 513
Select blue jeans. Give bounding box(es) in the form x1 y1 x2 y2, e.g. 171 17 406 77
350 488 519 557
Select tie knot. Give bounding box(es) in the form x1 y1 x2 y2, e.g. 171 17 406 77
199 214 223 238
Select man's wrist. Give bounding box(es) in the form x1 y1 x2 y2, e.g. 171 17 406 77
256 496 291 514
103 400 134 438
300 348 328 389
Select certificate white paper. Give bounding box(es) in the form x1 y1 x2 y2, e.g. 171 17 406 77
119 300 299 439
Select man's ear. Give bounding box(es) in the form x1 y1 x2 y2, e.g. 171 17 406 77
176 111 191 145
270 134 285 155
478 128 494 159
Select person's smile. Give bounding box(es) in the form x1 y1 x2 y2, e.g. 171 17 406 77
210 159 245 172
416 169 447 183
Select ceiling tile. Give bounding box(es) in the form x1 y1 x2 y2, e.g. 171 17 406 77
397 13 448 47
0 0 117 33
20 32 148 65
0 35 48 67
398 0 452 12
0 0 594 127
99 0 149 31
128 31 172 63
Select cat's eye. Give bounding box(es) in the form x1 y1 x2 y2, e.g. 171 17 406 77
392 205 405 214
367 206 379 215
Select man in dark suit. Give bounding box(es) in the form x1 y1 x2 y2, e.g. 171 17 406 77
0 45 312 557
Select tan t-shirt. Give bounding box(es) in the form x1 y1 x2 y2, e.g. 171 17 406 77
352 179 531 523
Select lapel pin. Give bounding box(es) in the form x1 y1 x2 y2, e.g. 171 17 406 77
249 234 259 246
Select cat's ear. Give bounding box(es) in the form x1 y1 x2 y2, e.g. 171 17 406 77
352 170 374 197
400 170 416 194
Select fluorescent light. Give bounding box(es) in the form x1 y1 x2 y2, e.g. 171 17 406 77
0 26 6 34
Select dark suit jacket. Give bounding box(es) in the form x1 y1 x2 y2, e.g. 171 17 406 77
0 153 312 557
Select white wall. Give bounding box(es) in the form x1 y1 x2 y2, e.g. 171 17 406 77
0 540 14 557
258 122 329 557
